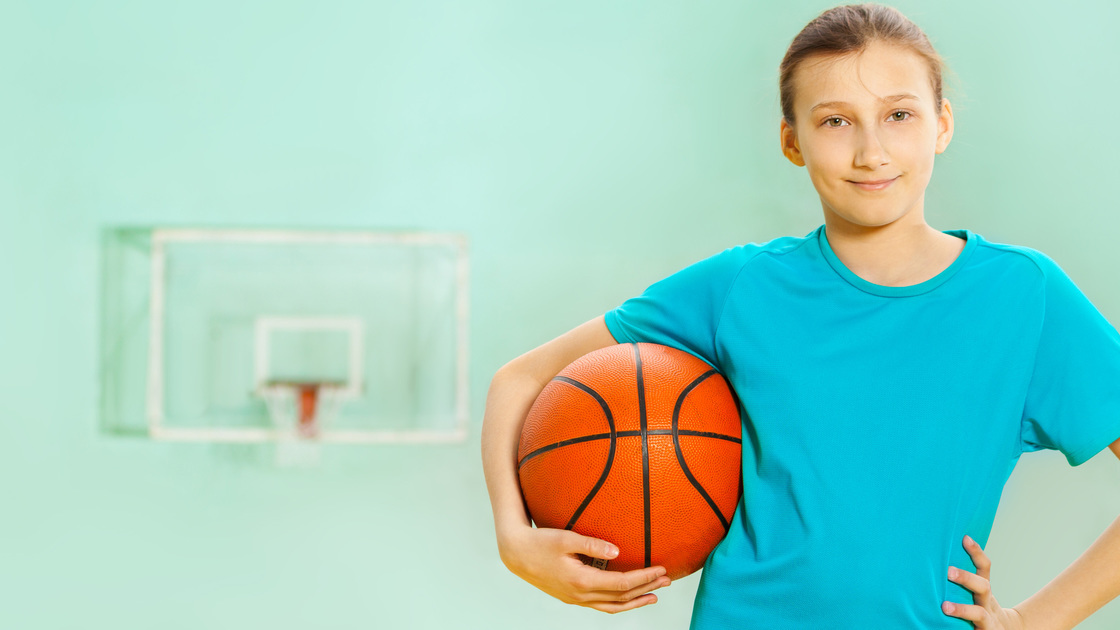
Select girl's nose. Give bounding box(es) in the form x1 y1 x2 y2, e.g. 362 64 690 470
854 128 890 168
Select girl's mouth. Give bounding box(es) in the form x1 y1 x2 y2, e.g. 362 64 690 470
849 176 898 191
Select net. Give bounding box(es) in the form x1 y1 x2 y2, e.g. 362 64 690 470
259 381 345 467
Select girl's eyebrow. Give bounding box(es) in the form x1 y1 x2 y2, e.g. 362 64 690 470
810 93 921 113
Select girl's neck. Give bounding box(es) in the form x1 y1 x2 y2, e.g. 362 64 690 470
823 216 965 288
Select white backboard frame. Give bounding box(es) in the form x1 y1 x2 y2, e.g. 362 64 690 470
145 228 470 444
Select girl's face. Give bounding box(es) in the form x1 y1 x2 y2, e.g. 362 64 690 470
779 40 953 232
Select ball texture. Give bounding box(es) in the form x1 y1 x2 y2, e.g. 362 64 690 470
518 343 742 580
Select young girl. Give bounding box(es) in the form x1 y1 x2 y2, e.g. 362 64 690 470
482 4 1120 628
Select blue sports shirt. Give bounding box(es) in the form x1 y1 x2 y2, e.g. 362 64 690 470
604 225 1120 628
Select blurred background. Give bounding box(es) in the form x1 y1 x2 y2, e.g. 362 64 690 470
3 0 1120 628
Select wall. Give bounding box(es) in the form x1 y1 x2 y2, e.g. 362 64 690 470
3 1 1119 628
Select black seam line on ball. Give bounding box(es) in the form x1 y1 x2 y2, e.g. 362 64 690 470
517 432 613 469
672 370 732 531
539 376 617 532
643 429 741 443
518 429 741 469
634 344 652 569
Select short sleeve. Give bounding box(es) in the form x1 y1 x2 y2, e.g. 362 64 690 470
1020 253 1120 466
604 245 755 369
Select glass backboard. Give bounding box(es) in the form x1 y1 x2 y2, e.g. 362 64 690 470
100 227 469 445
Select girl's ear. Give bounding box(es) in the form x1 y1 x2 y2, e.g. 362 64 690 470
780 118 806 167
935 98 954 155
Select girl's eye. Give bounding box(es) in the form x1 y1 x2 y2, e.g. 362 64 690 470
824 117 847 128
890 111 911 121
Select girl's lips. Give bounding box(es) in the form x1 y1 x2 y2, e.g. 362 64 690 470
850 177 898 191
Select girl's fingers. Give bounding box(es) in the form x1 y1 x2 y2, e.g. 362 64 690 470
564 561 667 595
588 593 659 614
588 576 672 603
942 601 990 628
948 566 992 601
963 535 991 580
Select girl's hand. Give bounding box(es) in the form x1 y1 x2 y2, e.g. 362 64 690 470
498 524 670 614
943 535 1026 629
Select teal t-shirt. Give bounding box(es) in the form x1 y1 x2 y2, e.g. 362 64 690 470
604 225 1120 628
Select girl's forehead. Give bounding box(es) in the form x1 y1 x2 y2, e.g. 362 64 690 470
794 42 934 110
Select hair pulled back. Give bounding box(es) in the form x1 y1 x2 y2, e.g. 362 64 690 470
779 4 945 125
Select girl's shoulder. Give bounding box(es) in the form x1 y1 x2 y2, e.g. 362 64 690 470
967 231 1066 281
710 227 822 268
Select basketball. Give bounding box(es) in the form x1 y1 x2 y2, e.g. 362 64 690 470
518 342 742 580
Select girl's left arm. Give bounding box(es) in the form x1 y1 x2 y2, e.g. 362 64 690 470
961 437 1120 630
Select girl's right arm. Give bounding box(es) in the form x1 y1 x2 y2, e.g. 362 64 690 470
481 315 671 613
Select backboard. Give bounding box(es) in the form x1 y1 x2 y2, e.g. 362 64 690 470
100 227 469 446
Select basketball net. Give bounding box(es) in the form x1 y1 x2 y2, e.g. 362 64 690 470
261 382 341 467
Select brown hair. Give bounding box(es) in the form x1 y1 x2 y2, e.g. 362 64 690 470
779 4 945 125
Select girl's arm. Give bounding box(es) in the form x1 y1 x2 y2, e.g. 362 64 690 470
481 316 671 613
1011 439 1120 629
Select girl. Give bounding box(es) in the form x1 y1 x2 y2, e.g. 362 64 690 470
482 4 1120 628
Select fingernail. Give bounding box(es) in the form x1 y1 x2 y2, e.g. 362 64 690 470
606 545 619 558
964 535 973 546
948 567 957 580
942 601 954 614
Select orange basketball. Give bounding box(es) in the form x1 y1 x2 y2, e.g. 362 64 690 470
518 342 742 580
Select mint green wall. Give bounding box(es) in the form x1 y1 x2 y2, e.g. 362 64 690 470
4 1 1119 628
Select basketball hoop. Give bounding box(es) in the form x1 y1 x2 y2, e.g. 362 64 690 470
259 380 345 467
